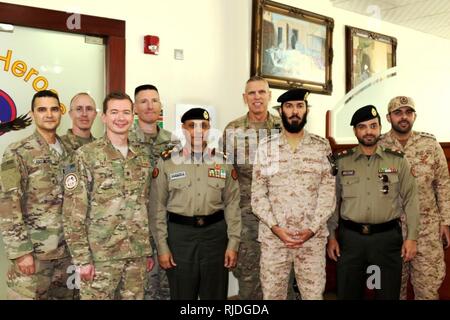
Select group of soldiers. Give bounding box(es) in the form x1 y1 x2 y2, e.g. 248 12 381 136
0 76 449 300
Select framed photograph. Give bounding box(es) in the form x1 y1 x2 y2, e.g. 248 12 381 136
345 26 397 92
251 0 334 94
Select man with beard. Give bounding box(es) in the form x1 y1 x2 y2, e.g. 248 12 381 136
327 105 420 300
251 88 335 299
379 96 450 300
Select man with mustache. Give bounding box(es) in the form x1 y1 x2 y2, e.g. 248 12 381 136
379 96 450 300
251 88 335 299
327 105 420 300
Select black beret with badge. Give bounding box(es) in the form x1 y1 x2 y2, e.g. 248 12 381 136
350 105 381 126
181 107 210 123
277 88 310 104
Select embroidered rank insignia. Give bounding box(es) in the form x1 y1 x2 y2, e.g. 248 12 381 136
64 173 78 191
378 167 398 173
341 170 355 176
152 168 159 179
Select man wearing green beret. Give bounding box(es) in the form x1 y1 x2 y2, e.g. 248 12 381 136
327 105 420 300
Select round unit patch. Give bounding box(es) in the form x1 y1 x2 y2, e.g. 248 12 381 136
64 173 79 190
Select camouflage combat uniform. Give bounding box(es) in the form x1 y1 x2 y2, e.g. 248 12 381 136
62 135 152 300
223 112 281 300
380 130 450 299
252 131 335 300
0 131 74 300
60 129 95 153
129 122 176 300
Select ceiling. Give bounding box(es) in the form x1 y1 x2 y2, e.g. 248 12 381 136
331 0 450 40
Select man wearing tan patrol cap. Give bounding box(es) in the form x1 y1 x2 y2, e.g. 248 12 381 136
379 96 450 300
327 104 420 300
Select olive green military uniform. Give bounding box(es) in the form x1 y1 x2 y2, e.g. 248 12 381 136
328 145 420 299
149 146 241 300
222 112 281 300
0 131 74 300
129 122 177 300
62 136 153 300
60 129 95 153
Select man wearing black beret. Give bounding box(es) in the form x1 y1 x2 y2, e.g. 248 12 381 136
327 105 420 299
149 107 241 300
252 87 335 299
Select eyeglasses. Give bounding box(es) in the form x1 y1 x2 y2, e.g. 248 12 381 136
379 174 389 194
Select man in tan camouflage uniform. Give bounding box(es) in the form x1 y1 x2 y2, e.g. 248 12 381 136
0 90 74 300
252 89 335 300
222 76 281 300
62 92 153 300
150 108 241 299
379 96 450 300
60 93 97 152
129 84 176 300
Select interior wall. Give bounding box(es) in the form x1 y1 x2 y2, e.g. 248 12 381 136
3 0 450 139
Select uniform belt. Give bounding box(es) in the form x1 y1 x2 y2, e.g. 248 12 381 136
168 210 224 227
341 218 400 235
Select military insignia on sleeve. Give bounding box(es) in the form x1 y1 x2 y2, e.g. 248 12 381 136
231 168 238 180
152 168 159 179
64 173 78 191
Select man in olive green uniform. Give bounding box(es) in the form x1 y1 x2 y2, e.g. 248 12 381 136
222 76 281 300
63 92 153 300
379 96 450 300
150 108 241 300
130 84 177 300
60 93 97 152
327 105 420 300
0 90 73 300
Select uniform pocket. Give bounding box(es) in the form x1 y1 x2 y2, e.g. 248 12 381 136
341 177 360 198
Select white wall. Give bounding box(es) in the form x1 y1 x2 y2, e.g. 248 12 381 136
3 0 450 140
2 0 450 298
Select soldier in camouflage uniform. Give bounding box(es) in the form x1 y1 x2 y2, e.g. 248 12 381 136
62 92 153 300
149 108 241 300
379 96 450 300
129 84 176 300
252 89 335 300
0 90 74 300
60 93 97 152
222 76 282 300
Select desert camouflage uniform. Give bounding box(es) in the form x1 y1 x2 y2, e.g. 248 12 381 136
129 122 176 300
380 130 450 299
60 129 95 153
252 131 335 300
62 135 152 300
223 112 281 300
0 131 74 300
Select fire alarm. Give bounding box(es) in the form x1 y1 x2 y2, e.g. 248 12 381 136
144 35 159 55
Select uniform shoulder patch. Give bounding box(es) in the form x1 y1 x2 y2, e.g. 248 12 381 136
418 131 436 140
231 168 238 180
152 167 159 179
310 133 329 144
64 173 79 191
334 148 354 160
383 147 404 157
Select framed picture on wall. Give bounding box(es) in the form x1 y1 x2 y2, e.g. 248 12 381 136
250 0 334 94
345 26 397 92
